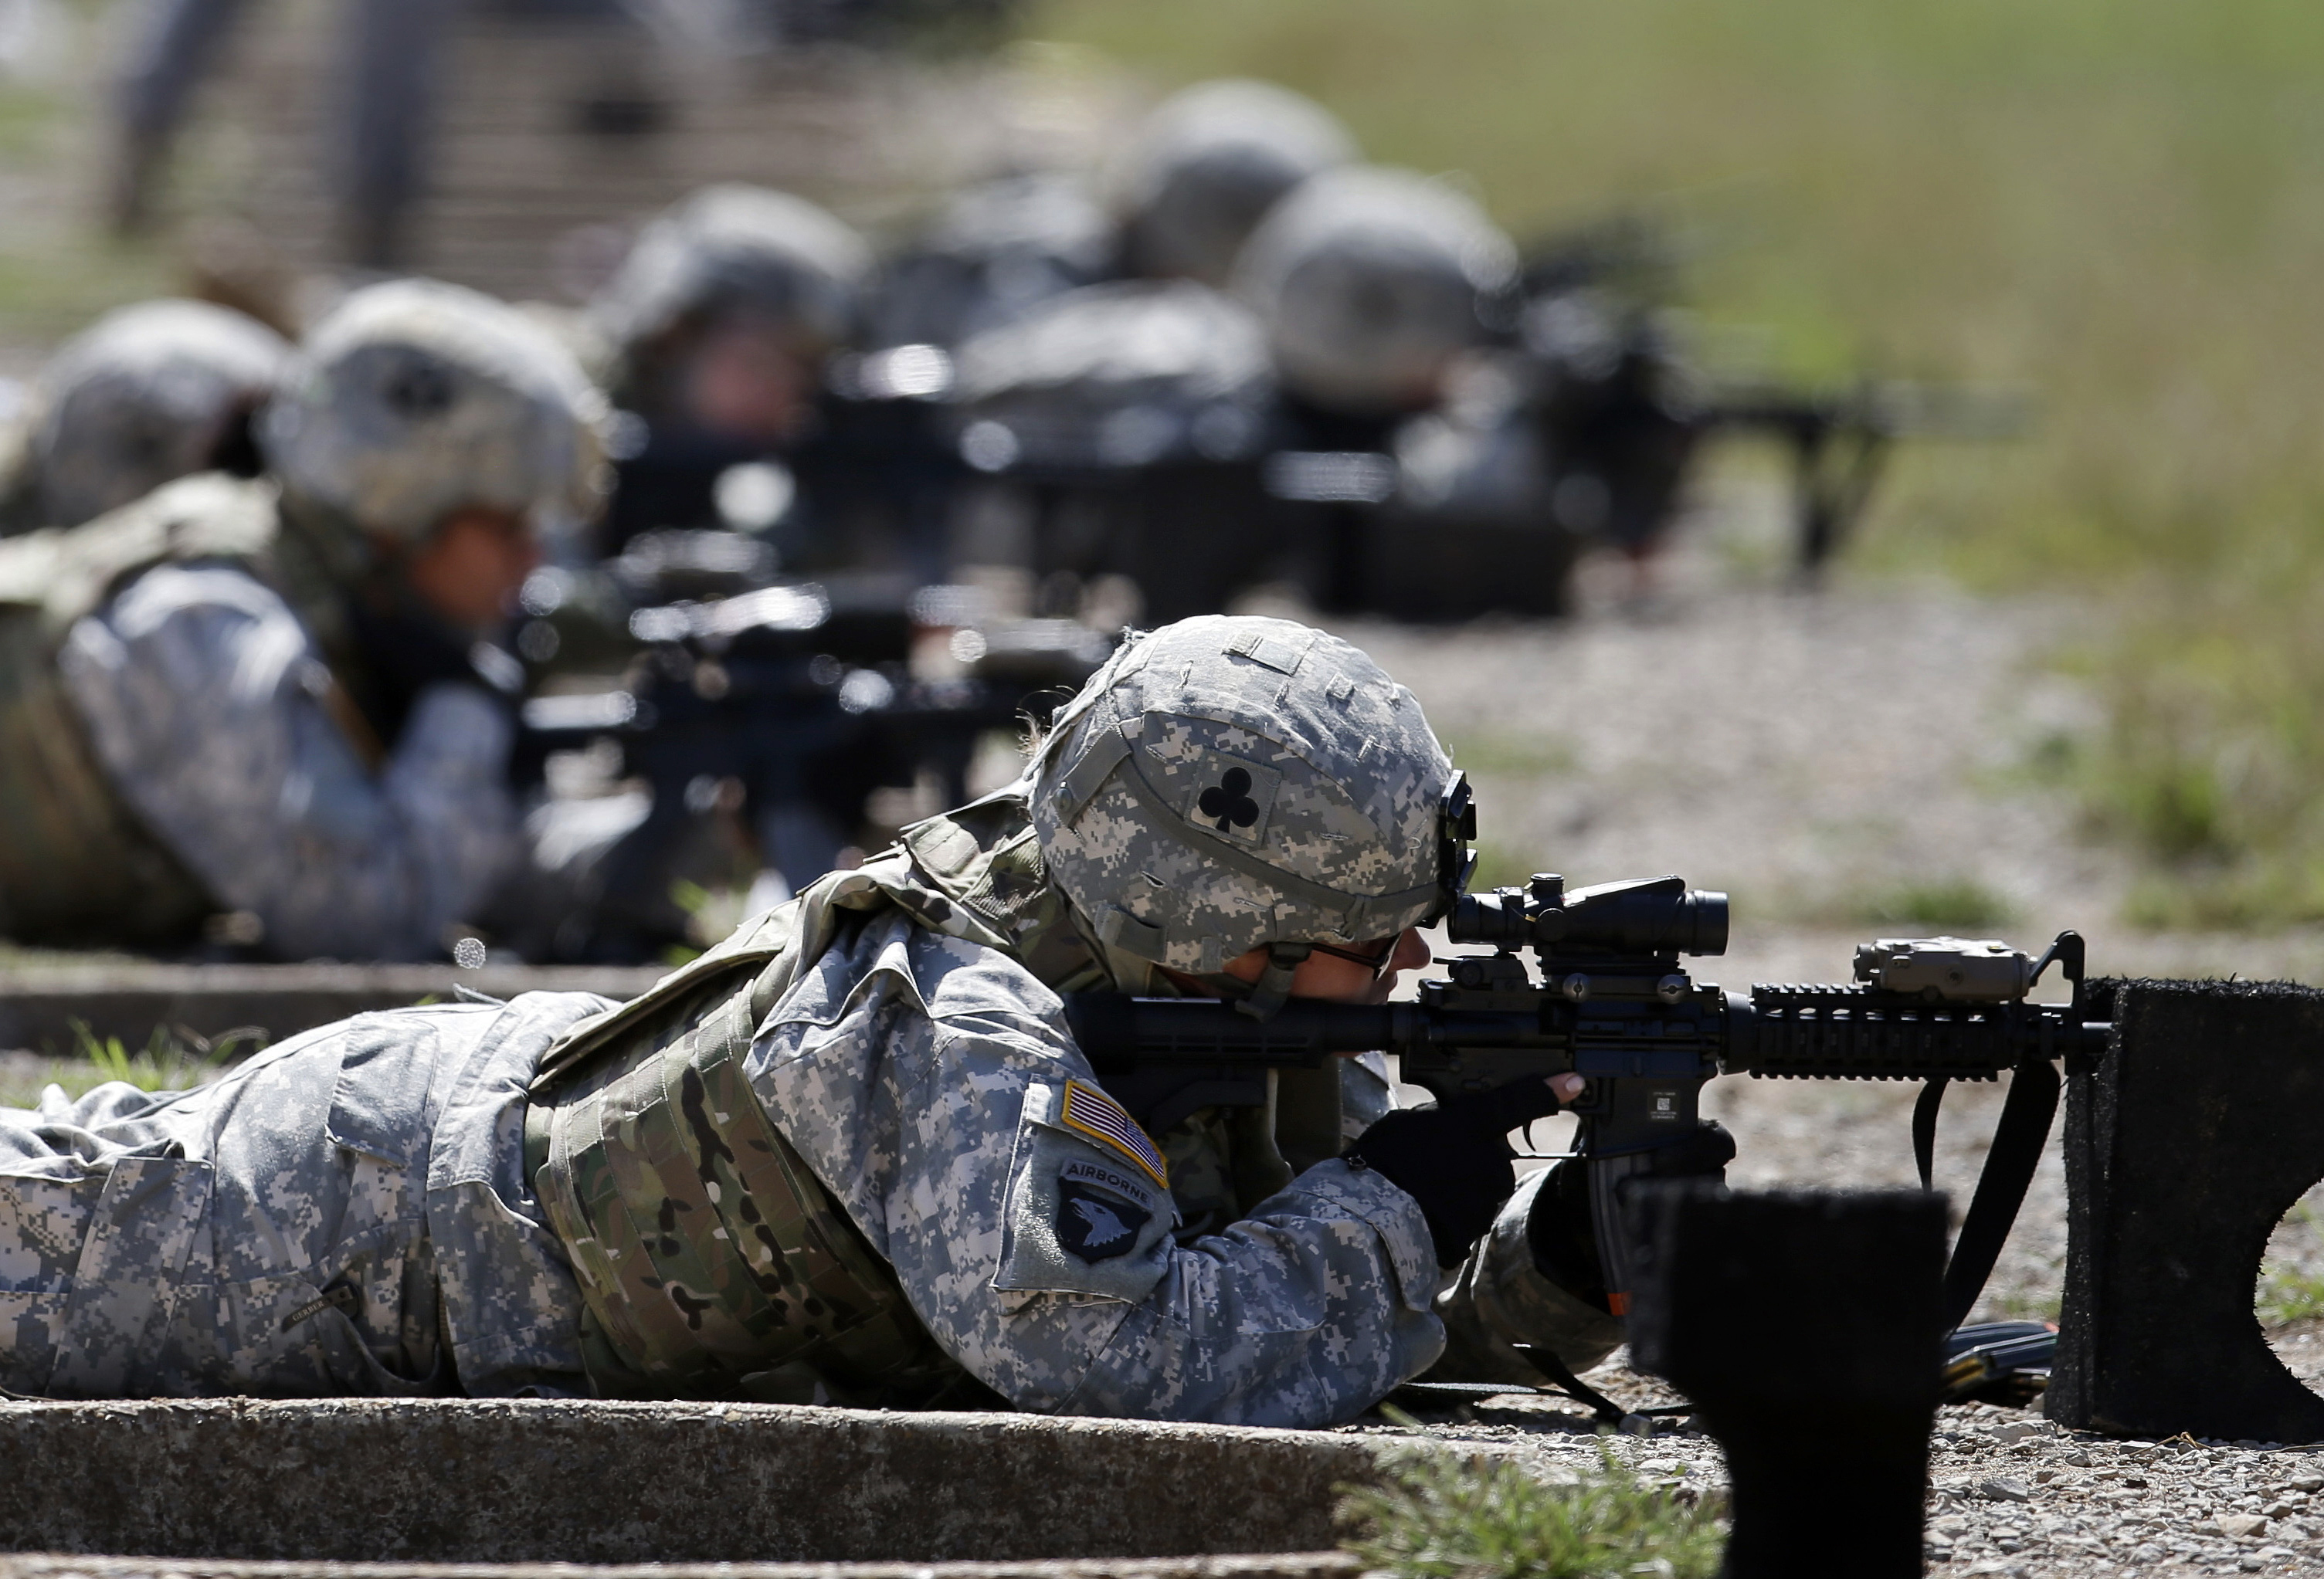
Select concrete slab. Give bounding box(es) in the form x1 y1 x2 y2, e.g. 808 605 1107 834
0 1399 1446 1564
0 1560 1362 1579
0 964 666 1055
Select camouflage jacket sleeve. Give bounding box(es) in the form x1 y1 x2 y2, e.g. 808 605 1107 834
1427 1166 1627 1384
57 563 517 960
745 910 1448 1428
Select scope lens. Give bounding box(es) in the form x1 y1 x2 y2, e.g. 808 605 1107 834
1689 891 1730 957
1446 890 1526 947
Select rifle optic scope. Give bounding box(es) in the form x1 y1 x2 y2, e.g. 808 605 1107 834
1450 873 1729 957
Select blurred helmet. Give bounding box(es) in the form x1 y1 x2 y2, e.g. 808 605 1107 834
1233 165 1517 416
868 171 1115 348
1029 614 1454 981
946 280 1274 470
31 299 290 528
1114 79 1357 287
591 184 873 359
259 277 609 543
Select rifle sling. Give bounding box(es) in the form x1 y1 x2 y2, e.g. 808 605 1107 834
1912 1077 1948 1193
1512 1343 1627 1428
1939 1055 2061 1333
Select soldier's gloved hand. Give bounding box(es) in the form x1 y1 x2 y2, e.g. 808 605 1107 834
1346 1074 1582 1268
1526 1120 1738 1309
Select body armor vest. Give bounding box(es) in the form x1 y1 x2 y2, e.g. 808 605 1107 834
528 791 1084 1404
0 473 308 946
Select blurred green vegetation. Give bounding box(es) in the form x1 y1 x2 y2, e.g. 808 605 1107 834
1034 0 2324 925
1340 1440 1725 1579
2261 1200 2324 1327
0 6 175 351
1856 877 2017 932
0 2 2316 923
0 1020 251 1109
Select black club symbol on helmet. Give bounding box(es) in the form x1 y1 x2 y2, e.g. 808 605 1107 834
1198 767 1260 833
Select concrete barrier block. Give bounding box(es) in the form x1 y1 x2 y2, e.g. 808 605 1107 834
0 1399 1427 1564
0 964 664 1055
2049 978 2324 1442
1628 1185 1946 1578
0 1557 1364 1579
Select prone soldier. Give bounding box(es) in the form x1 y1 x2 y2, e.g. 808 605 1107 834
588 183 877 567
0 277 606 961
0 298 290 538
0 614 1628 1417
938 161 1520 621
864 77 1356 353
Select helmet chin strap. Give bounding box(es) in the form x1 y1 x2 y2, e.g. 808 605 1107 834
1232 941 1314 1022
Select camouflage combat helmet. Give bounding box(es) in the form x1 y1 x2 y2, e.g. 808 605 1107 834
258 278 609 543
591 184 873 358
1232 165 1516 415
1029 615 1455 1002
29 298 290 528
1114 80 1357 288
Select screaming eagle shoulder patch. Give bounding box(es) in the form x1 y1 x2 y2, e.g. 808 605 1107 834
1056 1179 1151 1262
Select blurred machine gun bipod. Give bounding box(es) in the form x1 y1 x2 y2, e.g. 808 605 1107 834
1499 218 2031 579
1064 774 2106 1342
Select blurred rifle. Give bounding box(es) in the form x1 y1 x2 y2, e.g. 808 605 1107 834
1501 215 2031 577
514 569 1109 959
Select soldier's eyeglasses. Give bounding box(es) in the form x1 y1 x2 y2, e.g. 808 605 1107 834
1308 938 1399 982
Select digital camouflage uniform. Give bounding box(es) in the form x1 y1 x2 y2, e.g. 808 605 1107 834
0 470 512 954
0 615 1620 1417
0 991 602 1397
46 478 519 960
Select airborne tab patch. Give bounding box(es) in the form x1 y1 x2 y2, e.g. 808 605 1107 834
1060 1079 1169 1190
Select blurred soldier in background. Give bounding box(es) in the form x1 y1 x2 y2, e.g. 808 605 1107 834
1226 164 1552 617
589 183 873 564
0 277 606 961
933 161 1517 620
1110 77 1355 289
874 80 1362 621
1232 164 1513 432
0 298 290 537
865 77 1356 354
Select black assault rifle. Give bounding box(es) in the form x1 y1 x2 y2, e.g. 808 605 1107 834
1064 801 2107 1332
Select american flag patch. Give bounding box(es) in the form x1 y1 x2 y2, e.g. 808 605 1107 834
1060 1079 1169 1190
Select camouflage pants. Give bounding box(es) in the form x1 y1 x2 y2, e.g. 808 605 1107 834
0 992 603 1398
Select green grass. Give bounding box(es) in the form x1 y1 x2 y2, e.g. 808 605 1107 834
2261 1202 2324 1327
0 1 2314 924
1857 878 2017 932
1027 0 2324 927
1340 1444 1725 1579
0 7 178 354
0 1022 256 1110
1447 732 1582 780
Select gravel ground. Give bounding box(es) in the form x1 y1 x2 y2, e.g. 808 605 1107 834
10 501 2323 1567
1333 549 2324 1574
1352 1392 2324 1575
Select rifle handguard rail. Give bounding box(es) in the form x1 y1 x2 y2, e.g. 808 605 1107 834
1064 986 2107 1085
